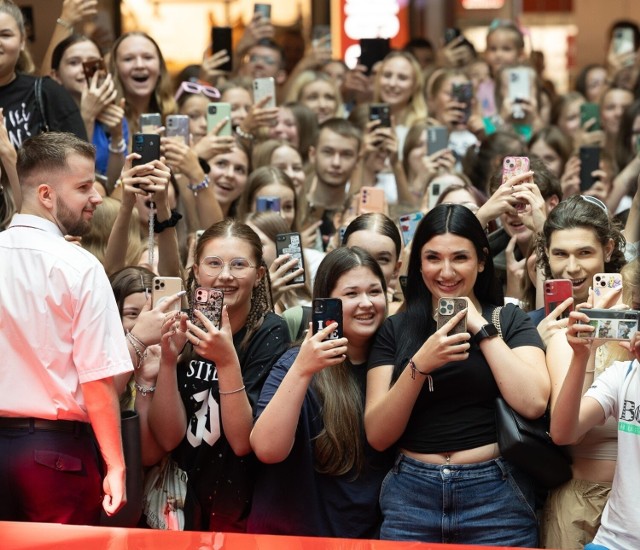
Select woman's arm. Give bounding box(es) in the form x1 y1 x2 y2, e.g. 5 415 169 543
364 310 471 451
250 323 347 463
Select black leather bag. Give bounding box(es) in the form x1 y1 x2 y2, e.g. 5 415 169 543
492 307 572 489
495 398 572 488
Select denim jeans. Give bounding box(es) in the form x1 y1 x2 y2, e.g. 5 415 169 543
379 453 538 547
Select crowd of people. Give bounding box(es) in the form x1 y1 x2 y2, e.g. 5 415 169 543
1 0 640 548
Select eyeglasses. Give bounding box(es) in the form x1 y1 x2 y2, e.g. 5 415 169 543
243 53 278 66
199 256 256 278
174 80 221 102
580 195 608 213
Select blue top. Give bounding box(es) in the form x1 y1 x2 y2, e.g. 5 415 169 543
92 119 129 176
248 347 393 538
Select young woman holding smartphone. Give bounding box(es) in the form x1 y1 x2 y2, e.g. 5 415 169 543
365 203 548 546
148 219 289 531
248 247 393 537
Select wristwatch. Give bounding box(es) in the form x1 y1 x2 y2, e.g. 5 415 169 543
474 323 499 345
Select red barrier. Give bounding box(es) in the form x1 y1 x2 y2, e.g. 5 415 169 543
0 522 534 550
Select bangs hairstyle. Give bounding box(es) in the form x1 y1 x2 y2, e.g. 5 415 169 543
311 246 387 477
109 32 177 132
187 219 273 350
536 195 626 279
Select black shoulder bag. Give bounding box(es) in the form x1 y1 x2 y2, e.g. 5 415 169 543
34 77 50 132
493 306 573 489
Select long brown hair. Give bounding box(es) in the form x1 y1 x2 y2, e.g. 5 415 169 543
311 247 387 476
186 219 273 350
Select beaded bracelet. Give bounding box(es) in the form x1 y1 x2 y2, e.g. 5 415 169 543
134 381 156 396
235 126 255 141
187 175 209 196
219 385 246 395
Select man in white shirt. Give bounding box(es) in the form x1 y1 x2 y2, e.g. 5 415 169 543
0 132 132 524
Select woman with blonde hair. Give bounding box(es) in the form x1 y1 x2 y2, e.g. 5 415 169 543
109 31 176 136
285 71 344 124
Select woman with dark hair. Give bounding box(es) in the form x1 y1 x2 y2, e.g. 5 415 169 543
529 126 572 179
536 195 629 548
0 0 86 147
575 64 609 104
148 219 289 531
248 246 392 537
365 203 548 546
608 99 640 213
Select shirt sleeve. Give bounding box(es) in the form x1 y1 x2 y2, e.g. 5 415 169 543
255 348 299 419
368 316 399 370
43 77 88 141
71 259 132 383
500 303 544 350
585 360 629 420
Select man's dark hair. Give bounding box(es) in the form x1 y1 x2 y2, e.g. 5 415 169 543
314 118 362 150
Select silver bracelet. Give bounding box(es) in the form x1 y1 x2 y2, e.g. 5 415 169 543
56 18 73 31
235 126 255 141
108 138 127 154
219 385 246 395
134 381 156 396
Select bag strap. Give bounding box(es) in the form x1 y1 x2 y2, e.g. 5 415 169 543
34 77 50 132
492 306 503 338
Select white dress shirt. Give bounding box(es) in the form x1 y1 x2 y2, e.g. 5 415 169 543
0 214 132 421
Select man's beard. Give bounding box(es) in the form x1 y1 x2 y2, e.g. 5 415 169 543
55 196 92 237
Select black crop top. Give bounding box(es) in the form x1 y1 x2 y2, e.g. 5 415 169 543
368 304 544 453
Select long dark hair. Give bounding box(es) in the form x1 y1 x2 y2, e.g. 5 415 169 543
397 204 501 378
342 212 402 259
311 247 386 477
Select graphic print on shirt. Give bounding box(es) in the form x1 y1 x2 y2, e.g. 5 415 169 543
619 399 640 434
6 102 32 147
185 358 221 448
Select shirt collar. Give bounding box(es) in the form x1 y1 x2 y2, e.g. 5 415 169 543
9 213 64 237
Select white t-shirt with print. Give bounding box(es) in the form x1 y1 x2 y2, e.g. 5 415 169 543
585 359 640 550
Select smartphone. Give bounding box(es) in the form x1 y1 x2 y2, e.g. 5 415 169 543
82 58 106 86
399 212 423 246
254 3 271 19
444 27 462 46
166 115 190 145
276 232 305 285
312 298 343 340
359 38 390 75
369 103 391 128
211 26 233 72
451 82 473 123
359 186 386 214
152 277 182 311
544 279 574 318
312 25 331 50
427 177 456 210
426 126 449 154
506 67 531 120
436 297 467 335
578 308 639 341
207 102 232 136
139 113 162 133
580 102 601 132
191 287 224 330
252 77 276 108
132 133 160 167
593 273 623 308
579 146 600 192
613 27 635 55
502 156 530 211
255 196 281 212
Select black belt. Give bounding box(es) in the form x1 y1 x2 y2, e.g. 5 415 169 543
0 417 90 434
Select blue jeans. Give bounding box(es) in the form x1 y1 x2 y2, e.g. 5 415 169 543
379 453 538 547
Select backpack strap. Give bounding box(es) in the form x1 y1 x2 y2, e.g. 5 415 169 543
34 77 50 132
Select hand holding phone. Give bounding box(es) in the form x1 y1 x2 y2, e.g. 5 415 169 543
592 273 623 308
544 279 574 318
152 277 183 311
436 298 467 336
132 134 160 167
312 298 343 340
82 59 106 87
502 156 531 211
276 232 305 285
191 287 224 330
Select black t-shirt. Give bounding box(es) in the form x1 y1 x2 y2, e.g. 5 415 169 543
248 348 394 538
172 312 290 532
0 74 87 147
368 304 544 453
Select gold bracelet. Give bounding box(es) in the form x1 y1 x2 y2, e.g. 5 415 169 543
219 385 246 395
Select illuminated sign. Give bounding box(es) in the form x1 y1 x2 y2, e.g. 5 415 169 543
462 0 505 8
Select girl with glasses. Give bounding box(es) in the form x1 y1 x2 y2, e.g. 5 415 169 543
147 219 290 532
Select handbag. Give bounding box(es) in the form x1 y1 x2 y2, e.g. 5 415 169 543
492 307 573 489
142 454 188 530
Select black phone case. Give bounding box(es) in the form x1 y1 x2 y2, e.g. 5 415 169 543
276 232 305 285
579 146 600 191
211 27 233 72
369 103 391 127
191 287 224 330
451 83 473 123
132 134 160 166
312 298 343 340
